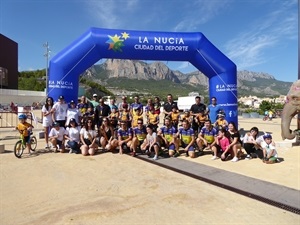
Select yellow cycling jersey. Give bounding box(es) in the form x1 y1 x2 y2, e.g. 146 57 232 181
148 112 159 124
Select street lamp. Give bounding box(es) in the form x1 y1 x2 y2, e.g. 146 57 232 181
43 42 50 95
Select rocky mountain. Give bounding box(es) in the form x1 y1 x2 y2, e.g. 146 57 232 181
82 59 292 97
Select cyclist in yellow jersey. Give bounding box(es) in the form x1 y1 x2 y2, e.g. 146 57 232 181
196 112 209 131
118 103 131 127
147 106 159 132
170 105 180 129
176 119 195 158
131 108 144 128
131 118 147 156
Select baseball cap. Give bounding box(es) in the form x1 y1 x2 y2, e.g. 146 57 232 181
93 94 97 97
53 121 60 127
70 100 75 104
59 95 64 100
69 118 76 123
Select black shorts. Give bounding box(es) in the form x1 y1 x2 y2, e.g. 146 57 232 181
84 138 92 146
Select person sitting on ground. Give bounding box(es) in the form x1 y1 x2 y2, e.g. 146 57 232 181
226 122 243 162
243 126 260 160
49 121 67 153
261 133 278 164
65 118 81 154
214 112 228 131
99 118 118 152
131 118 147 157
16 114 34 154
157 117 178 157
140 125 160 160
211 128 232 161
147 105 159 132
176 119 196 158
117 120 133 154
196 120 218 154
80 119 98 156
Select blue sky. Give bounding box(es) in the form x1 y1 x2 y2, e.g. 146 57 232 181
0 0 298 82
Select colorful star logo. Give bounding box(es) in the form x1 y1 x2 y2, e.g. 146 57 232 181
106 32 130 52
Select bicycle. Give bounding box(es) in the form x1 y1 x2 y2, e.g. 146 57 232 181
14 132 37 158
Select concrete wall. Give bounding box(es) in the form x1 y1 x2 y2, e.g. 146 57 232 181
0 89 46 106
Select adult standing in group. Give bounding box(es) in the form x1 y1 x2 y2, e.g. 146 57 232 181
163 94 177 118
94 97 111 128
66 100 81 126
42 97 54 149
207 97 222 124
51 95 68 127
90 94 99 109
190 96 206 132
130 95 144 116
118 96 128 112
77 95 92 115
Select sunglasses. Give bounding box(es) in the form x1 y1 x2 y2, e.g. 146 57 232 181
138 123 143 125
87 121 93 124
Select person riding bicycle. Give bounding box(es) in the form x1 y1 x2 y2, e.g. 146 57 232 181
16 114 34 154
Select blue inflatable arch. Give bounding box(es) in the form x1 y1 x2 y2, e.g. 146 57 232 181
48 27 237 124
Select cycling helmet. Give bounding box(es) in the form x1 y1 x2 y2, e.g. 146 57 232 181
18 114 27 120
263 133 272 140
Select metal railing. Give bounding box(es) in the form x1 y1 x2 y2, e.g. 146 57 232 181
0 111 34 128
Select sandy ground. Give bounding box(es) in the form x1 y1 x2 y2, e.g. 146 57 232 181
0 113 299 225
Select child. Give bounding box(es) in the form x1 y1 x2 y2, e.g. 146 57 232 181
196 112 209 131
170 105 180 129
211 128 231 161
16 114 34 154
261 133 278 164
214 113 228 131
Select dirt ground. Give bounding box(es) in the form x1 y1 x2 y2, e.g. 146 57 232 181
0 114 299 225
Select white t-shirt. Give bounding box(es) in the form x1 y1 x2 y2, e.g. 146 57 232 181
261 141 277 157
66 108 81 126
80 127 97 139
53 102 68 121
66 127 81 142
42 105 52 123
146 132 157 145
49 127 67 141
243 133 255 143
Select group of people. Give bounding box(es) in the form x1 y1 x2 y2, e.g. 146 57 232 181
16 93 278 163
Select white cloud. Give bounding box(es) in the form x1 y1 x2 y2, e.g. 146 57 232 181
173 0 232 32
84 0 139 28
225 1 297 70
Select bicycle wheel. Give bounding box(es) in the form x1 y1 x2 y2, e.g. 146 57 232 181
14 140 25 158
30 136 37 151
